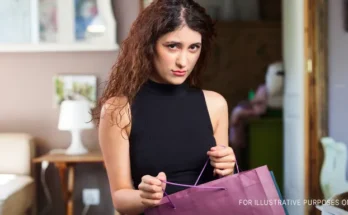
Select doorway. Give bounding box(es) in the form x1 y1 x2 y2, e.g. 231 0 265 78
198 0 285 198
198 0 328 215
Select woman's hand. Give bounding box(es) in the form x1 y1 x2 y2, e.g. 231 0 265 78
138 172 167 208
207 145 236 177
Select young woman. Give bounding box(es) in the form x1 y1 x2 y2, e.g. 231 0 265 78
93 0 236 214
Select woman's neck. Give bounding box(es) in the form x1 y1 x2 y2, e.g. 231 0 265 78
143 78 189 96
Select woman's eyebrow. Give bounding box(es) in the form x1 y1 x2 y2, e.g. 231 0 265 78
163 41 201 45
164 41 181 44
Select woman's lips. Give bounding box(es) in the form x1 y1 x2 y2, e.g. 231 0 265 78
172 70 186 77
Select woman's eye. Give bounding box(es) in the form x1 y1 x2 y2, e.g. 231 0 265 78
190 45 200 51
168 44 177 49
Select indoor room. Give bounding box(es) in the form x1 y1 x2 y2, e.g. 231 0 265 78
0 0 345 215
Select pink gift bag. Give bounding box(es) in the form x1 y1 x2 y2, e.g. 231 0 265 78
144 159 287 215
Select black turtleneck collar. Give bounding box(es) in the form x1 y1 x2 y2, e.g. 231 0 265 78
142 79 189 96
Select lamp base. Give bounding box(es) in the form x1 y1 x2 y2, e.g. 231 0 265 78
65 129 89 155
66 143 88 155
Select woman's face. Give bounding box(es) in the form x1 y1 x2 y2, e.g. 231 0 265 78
152 25 202 85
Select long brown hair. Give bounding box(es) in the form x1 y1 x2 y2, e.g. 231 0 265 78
92 0 216 127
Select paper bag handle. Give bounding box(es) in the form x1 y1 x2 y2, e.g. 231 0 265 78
193 145 240 185
160 145 240 209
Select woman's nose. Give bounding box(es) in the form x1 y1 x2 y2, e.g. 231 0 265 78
176 52 187 68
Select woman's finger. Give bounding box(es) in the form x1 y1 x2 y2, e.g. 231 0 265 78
138 182 162 193
141 175 162 186
209 155 235 163
207 146 233 158
215 168 234 177
210 161 235 169
140 190 163 200
141 198 162 207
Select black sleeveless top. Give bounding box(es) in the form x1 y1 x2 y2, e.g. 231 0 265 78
129 79 217 196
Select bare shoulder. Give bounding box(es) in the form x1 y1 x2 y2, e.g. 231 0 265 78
100 96 131 129
102 96 129 112
202 90 228 112
202 90 228 131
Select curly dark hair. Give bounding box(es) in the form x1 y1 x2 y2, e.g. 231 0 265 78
92 0 216 128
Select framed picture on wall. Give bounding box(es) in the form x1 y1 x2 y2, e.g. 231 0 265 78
139 0 154 11
53 74 97 108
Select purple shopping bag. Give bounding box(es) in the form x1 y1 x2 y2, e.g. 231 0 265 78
144 159 286 215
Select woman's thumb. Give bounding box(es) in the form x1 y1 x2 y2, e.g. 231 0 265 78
156 172 167 190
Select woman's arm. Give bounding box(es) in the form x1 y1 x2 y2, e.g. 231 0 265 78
203 90 236 176
202 90 229 146
99 97 146 215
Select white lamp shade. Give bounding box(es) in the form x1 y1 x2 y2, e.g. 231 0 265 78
58 100 94 130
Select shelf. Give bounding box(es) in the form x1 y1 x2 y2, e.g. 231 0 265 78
0 43 119 53
0 0 118 53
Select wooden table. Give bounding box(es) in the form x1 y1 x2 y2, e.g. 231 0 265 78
33 151 104 215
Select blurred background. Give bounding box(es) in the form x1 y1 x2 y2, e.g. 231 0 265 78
0 0 345 215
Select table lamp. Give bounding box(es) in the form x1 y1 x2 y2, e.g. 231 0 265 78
58 100 94 155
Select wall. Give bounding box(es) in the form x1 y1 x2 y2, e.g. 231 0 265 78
196 0 260 21
195 0 281 21
328 0 348 179
202 21 282 113
0 1 139 214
